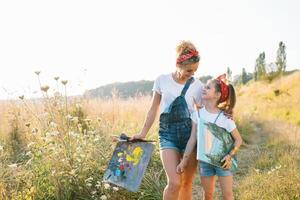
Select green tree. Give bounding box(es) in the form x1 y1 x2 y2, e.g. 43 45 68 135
255 52 266 80
276 41 287 74
241 68 247 84
254 67 258 81
226 67 232 82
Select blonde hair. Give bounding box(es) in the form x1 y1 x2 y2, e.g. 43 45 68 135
176 40 197 55
176 41 200 66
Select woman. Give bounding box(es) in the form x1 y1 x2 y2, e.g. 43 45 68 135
132 41 203 200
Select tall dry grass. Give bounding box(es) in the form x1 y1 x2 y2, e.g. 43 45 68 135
233 72 300 199
0 71 299 199
0 76 164 200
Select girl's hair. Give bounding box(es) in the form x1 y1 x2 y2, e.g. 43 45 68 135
212 80 236 115
176 41 200 65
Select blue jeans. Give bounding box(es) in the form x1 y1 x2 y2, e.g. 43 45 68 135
158 119 192 153
199 161 232 177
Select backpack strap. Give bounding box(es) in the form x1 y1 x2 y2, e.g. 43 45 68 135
180 77 194 97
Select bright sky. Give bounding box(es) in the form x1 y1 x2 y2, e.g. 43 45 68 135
0 0 299 99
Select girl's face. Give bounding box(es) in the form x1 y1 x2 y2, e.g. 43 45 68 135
202 80 221 101
177 62 199 80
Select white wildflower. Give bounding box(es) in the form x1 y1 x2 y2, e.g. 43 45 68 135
275 165 281 170
8 164 18 170
66 114 73 121
271 168 275 172
112 187 119 191
86 183 92 187
68 131 78 138
85 177 93 182
254 168 260 173
51 170 56 176
70 169 76 176
100 195 107 200
95 181 101 188
49 122 57 128
0 145 3 151
104 183 110 190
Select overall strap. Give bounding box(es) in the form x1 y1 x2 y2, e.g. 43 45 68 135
213 111 222 124
180 77 194 97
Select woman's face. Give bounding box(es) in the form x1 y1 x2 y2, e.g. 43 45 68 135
177 62 199 80
202 80 221 101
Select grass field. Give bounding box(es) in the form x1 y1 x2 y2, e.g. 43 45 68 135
0 72 299 199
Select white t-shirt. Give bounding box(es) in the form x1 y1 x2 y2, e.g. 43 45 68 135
191 107 236 133
152 74 203 114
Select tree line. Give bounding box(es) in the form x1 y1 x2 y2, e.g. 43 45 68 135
234 41 287 85
85 41 290 98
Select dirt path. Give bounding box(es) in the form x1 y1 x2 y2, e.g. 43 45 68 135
192 122 266 200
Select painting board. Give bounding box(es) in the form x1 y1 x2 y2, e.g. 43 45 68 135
103 141 155 192
197 119 237 171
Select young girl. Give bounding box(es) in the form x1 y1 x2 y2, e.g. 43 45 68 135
177 75 243 200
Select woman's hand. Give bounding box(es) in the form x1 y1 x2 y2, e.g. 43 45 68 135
176 160 188 174
130 132 146 141
221 154 232 169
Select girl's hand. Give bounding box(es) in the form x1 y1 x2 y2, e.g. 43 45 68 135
176 160 187 174
221 154 232 169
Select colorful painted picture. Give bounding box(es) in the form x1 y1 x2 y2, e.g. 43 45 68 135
103 141 155 192
197 119 237 171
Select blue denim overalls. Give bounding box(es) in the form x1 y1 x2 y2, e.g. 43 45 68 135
158 77 194 153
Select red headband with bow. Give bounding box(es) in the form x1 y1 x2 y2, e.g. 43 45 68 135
216 74 229 103
176 49 199 64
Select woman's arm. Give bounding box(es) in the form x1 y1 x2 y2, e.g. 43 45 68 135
131 91 161 139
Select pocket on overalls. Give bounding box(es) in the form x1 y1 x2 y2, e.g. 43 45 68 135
159 122 168 132
159 113 169 132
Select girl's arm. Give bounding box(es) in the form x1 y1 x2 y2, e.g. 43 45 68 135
176 122 197 173
229 128 243 155
221 128 243 169
131 91 161 139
